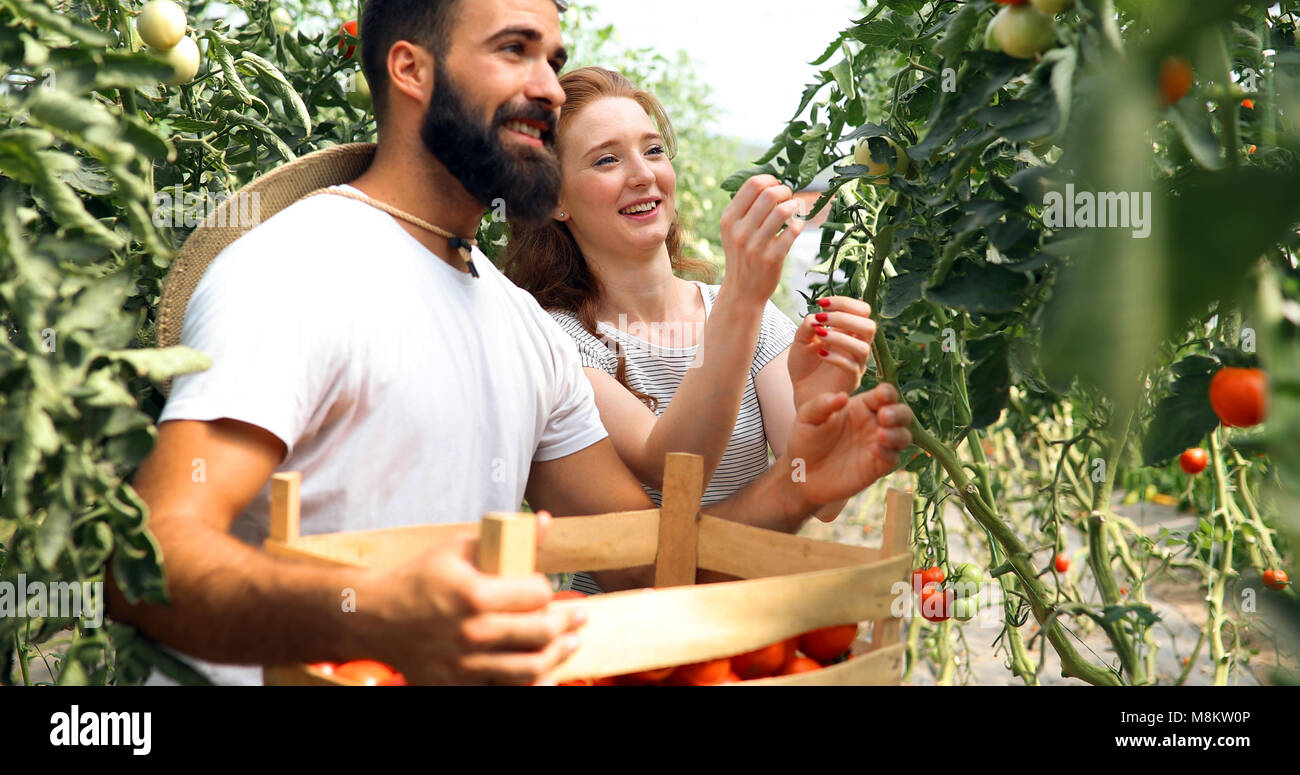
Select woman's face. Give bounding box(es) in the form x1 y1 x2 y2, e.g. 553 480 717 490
556 96 676 256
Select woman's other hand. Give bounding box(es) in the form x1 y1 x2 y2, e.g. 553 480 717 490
788 296 876 408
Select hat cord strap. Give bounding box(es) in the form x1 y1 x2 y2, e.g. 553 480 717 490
305 187 480 278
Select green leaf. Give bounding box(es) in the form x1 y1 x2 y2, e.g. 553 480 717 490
1167 98 1224 171
34 502 70 570
58 270 130 332
120 114 176 163
0 0 114 47
924 262 1029 314
209 36 254 107
849 17 911 49
1141 365 1221 466
23 401 60 455
106 345 211 381
0 128 54 183
1043 46 1077 137
238 52 312 135
935 4 979 60
968 341 1011 428
109 528 167 606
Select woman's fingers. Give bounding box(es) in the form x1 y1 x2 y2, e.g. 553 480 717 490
721 174 783 229
816 295 872 318
811 311 878 343
815 347 864 379
737 181 793 239
812 328 872 366
749 197 803 253
876 425 914 450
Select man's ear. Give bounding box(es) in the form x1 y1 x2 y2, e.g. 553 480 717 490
387 40 436 108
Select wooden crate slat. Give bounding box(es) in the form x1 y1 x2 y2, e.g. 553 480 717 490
865 488 914 652
478 512 536 577
259 510 660 573
737 642 905 686
696 514 880 578
535 510 660 573
547 553 910 683
269 472 301 543
654 453 702 587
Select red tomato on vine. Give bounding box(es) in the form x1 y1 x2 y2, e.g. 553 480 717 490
1054 553 1070 573
1209 367 1267 428
1179 448 1208 475
920 585 954 622
1263 569 1289 590
1159 56 1193 105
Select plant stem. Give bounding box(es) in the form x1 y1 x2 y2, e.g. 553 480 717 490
1206 427 1237 685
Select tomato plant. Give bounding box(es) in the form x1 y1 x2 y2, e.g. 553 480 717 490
731 0 1299 686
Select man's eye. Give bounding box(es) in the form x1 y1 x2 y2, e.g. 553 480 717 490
502 42 524 54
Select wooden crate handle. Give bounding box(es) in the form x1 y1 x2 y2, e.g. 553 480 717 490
477 512 537 577
655 452 704 587
269 472 302 544
864 487 913 653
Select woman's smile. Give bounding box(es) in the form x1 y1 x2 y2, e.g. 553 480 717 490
618 198 662 221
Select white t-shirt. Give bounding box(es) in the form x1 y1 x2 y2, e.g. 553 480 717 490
150 184 608 685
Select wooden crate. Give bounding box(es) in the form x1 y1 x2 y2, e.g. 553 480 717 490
262 453 912 686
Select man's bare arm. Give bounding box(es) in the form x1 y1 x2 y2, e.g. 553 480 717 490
525 438 656 592
108 419 583 684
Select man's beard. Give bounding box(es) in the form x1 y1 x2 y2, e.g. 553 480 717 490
419 70 561 227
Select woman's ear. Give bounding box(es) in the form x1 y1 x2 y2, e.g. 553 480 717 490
555 208 569 222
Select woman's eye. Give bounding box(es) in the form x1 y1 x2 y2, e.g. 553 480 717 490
647 145 666 156
595 156 617 166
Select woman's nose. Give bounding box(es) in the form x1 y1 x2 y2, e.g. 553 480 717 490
626 154 654 187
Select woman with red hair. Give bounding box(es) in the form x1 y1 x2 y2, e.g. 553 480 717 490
504 68 892 591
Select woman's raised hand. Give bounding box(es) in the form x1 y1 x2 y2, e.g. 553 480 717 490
718 175 807 306
788 296 876 408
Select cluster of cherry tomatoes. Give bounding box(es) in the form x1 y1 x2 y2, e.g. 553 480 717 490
135 0 199 86
913 564 986 623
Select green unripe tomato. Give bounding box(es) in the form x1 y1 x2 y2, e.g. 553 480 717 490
983 21 999 51
346 71 372 110
157 35 200 86
951 563 987 599
136 0 187 51
271 7 293 35
953 595 980 622
853 136 910 185
991 5 1056 59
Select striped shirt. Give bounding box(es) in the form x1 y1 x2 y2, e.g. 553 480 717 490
549 282 797 595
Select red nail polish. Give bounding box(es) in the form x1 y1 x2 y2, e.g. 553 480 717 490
817 299 831 309
818 349 829 357
815 313 829 323
814 325 829 337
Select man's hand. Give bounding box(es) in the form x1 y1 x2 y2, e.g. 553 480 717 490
788 296 876 408
785 383 914 506
369 510 586 686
